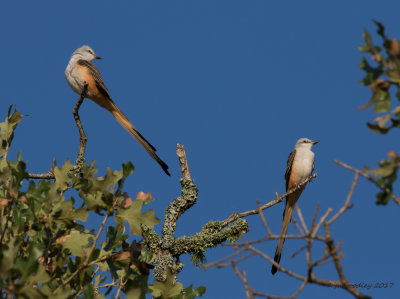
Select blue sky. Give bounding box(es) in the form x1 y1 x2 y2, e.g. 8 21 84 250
1 1 400 298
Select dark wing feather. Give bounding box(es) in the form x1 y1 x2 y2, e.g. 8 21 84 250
77 60 111 99
284 150 296 191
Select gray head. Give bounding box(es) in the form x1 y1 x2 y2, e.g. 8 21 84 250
71 45 102 61
294 138 319 150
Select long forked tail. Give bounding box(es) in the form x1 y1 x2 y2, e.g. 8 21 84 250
271 200 295 275
106 101 170 176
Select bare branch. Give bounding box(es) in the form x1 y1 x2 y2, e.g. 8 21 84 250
177 144 191 180
291 218 305 235
311 208 332 238
221 173 317 227
323 223 369 299
295 205 308 234
202 247 248 270
257 200 272 236
335 160 400 205
73 84 88 162
327 173 359 225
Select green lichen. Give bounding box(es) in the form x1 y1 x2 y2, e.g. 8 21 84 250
172 219 249 267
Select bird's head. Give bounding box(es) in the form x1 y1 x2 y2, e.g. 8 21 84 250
294 138 319 150
72 45 102 61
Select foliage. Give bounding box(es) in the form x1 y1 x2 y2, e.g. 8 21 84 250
0 107 205 298
359 21 400 204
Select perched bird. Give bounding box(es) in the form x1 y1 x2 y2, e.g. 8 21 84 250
65 45 170 175
271 138 318 275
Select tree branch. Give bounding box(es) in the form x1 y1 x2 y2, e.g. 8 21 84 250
335 160 400 205
27 85 89 180
220 173 317 227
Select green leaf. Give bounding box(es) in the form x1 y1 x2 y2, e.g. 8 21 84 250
376 114 392 127
373 19 387 41
367 122 390 134
174 285 206 299
372 89 391 113
54 199 88 226
0 239 18 279
150 270 183 299
358 44 370 53
376 191 392 205
53 160 75 191
358 57 383 86
115 200 160 236
373 164 395 177
61 230 93 257
0 106 22 158
14 244 42 284
104 226 125 251
126 288 142 299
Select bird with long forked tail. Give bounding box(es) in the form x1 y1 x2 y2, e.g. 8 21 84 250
65 45 170 176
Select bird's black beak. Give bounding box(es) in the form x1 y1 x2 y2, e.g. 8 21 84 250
311 140 319 145
95 55 102 60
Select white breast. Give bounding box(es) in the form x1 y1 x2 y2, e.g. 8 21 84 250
292 148 314 181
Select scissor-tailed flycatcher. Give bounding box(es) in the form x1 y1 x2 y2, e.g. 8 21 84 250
65 45 170 176
271 138 318 275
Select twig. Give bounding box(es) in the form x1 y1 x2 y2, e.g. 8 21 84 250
27 172 54 179
177 144 191 180
73 266 101 299
27 86 89 180
292 218 304 235
323 223 369 298
73 84 88 161
224 234 326 247
203 247 248 270
231 262 254 299
247 245 306 281
310 203 320 233
256 200 272 236
311 208 332 238
290 244 307 259
98 282 118 289
217 252 256 268
114 279 124 299
335 160 400 205
295 205 308 234
327 173 358 225
221 173 317 227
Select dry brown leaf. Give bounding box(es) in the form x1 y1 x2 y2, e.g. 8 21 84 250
136 191 151 201
18 197 28 204
120 192 133 208
56 235 69 244
388 150 398 159
389 39 400 56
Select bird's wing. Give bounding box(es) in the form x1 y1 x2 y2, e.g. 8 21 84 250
77 59 111 99
284 150 296 191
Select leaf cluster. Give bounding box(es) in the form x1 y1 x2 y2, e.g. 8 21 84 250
359 20 400 133
0 108 204 298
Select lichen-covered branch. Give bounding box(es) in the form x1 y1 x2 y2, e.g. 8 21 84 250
173 219 249 264
161 178 198 249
